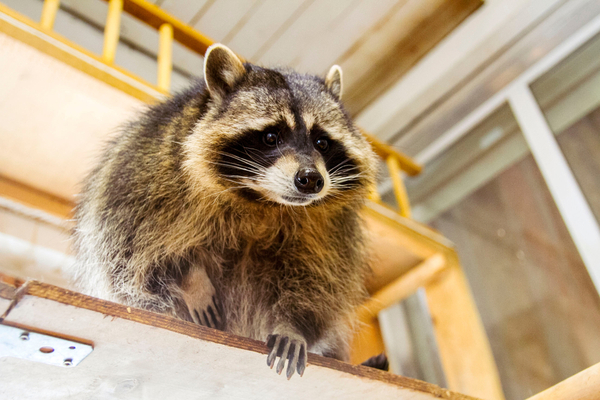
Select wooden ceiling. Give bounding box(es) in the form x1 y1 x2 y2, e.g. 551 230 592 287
154 0 481 115
52 0 481 115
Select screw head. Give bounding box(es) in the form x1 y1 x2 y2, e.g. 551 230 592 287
19 332 30 341
63 358 73 366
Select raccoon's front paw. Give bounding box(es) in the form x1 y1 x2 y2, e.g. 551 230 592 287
189 295 224 330
265 333 308 379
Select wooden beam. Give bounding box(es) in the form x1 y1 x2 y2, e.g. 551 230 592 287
0 280 481 400
0 174 73 219
425 252 505 400
100 0 214 57
341 0 483 116
358 253 446 321
364 201 455 260
526 362 600 400
0 3 165 103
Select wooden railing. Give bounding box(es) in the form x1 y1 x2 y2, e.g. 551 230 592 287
37 0 422 218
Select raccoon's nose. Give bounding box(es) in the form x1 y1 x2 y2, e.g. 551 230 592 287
295 168 324 194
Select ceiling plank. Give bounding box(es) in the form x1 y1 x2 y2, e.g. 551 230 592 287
192 0 261 43
292 0 398 74
158 0 209 25
225 0 305 60
256 0 357 67
339 0 482 116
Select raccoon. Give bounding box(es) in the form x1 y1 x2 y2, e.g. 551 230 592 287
71 44 379 378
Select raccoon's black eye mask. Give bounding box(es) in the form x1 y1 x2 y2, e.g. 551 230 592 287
214 122 361 192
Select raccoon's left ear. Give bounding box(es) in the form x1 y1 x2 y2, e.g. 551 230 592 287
325 65 343 101
204 44 246 101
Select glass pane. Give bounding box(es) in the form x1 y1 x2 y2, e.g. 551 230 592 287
531 31 600 224
405 104 600 400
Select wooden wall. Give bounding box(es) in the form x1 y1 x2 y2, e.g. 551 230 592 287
429 154 600 400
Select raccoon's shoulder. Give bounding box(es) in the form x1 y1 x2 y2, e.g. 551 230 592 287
137 79 211 138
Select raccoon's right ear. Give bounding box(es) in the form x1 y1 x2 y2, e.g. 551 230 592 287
204 44 246 100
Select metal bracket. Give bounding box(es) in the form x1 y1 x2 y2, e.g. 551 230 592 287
0 324 93 367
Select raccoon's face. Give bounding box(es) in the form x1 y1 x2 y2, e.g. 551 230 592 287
187 45 377 208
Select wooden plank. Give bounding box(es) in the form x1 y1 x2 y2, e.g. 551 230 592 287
0 3 165 102
526 362 600 400
363 211 423 293
339 0 482 116
359 254 446 320
0 280 480 400
0 175 73 220
364 201 456 260
157 0 209 25
192 0 260 43
425 253 505 400
256 0 353 66
292 0 398 73
225 0 305 60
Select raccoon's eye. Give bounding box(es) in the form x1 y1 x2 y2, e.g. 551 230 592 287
315 137 329 152
263 132 278 147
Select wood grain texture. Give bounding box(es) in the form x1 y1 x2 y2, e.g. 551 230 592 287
0 279 480 400
425 253 505 400
359 254 446 320
526 362 600 400
340 0 482 116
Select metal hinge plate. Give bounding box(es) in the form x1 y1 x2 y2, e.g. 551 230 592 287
0 324 93 367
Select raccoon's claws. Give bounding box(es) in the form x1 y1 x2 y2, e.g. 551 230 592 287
265 334 307 379
191 295 224 330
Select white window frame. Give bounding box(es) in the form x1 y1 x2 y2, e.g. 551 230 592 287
414 13 600 294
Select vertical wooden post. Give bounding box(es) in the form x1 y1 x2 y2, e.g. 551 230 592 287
425 251 505 400
386 155 412 218
40 0 60 30
157 23 173 92
102 0 123 64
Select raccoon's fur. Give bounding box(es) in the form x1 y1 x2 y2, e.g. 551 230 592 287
71 44 379 378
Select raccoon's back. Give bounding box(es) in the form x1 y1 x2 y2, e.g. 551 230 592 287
71 81 210 299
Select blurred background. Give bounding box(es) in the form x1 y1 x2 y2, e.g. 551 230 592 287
0 1 599 399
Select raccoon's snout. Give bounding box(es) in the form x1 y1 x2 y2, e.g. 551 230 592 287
295 168 324 194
